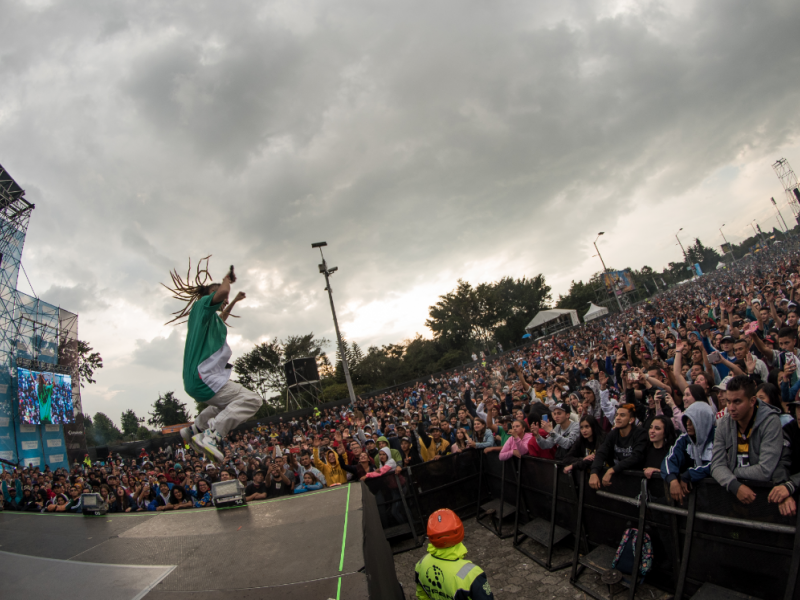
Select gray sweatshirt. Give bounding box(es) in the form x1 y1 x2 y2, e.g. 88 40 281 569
535 420 580 451
710 400 788 494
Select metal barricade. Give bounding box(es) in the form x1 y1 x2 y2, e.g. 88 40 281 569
512 457 578 571
365 447 800 598
407 449 482 518
671 478 800 600
567 470 800 600
570 472 649 600
360 450 483 552
361 469 420 549
475 451 518 538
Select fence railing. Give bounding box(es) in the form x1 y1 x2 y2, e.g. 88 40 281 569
360 449 800 600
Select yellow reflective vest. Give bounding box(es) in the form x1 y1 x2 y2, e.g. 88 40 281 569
415 542 489 600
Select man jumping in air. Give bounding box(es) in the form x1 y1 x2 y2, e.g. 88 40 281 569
164 257 262 462
31 373 54 425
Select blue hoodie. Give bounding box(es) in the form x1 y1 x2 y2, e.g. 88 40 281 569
2 479 23 505
662 402 716 484
293 482 324 494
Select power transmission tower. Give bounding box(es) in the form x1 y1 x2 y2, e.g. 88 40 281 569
772 158 800 219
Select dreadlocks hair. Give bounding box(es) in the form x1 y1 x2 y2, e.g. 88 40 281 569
163 256 219 325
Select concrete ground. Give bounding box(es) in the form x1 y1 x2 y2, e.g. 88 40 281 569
393 518 671 600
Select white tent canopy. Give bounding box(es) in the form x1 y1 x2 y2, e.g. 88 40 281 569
584 303 609 322
525 309 580 338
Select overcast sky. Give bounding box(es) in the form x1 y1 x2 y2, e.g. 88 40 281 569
2 0 799 426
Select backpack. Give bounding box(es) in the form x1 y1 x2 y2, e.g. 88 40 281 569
611 528 653 579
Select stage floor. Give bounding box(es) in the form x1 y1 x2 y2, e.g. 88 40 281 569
0 484 368 600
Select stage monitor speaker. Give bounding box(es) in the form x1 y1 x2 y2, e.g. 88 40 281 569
283 357 320 387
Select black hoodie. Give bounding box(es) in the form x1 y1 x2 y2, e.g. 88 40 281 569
591 425 648 475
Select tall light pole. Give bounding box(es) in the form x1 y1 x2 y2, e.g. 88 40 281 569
720 224 737 264
675 228 688 262
593 232 623 313
676 227 694 278
311 242 357 407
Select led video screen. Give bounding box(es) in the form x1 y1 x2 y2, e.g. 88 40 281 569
18 368 75 425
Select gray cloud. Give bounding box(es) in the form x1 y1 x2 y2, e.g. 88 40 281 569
1 0 799 422
131 329 183 372
38 284 109 314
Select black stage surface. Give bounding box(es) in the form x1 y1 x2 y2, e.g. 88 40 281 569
0 483 401 600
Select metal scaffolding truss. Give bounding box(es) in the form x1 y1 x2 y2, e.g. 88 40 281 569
773 158 800 217
0 163 87 464
0 164 34 415
593 284 642 314
56 308 84 416
0 163 35 464
284 363 323 413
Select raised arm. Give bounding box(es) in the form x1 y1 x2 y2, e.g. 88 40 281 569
484 399 498 434
751 322 772 357
514 365 531 394
212 270 235 305
769 295 784 328
312 443 325 470
672 341 689 393
718 354 745 377
417 421 432 447
221 291 246 322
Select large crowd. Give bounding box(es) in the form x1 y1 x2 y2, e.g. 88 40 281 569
3 240 800 530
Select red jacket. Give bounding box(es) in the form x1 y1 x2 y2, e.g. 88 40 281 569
527 429 557 460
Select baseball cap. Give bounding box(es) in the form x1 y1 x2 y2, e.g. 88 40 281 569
714 375 733 391
205 464 217 471
551 402 571 414
535 378 546 384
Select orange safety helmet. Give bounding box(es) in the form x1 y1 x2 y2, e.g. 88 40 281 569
427 508 464 549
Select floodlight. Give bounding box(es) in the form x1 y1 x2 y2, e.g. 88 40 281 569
211 480 245 508
81 493 107 516
311 242 328 248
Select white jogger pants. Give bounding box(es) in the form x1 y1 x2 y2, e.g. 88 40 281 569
194 381 262 437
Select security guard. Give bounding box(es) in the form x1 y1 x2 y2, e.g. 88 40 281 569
415 508 494 600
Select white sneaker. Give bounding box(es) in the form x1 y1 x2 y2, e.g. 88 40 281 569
193 429 223 462
180 423 202 454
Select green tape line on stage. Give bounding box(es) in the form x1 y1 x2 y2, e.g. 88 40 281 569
336 483 351 600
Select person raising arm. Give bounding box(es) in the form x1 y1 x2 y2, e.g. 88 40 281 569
220 291 246 323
